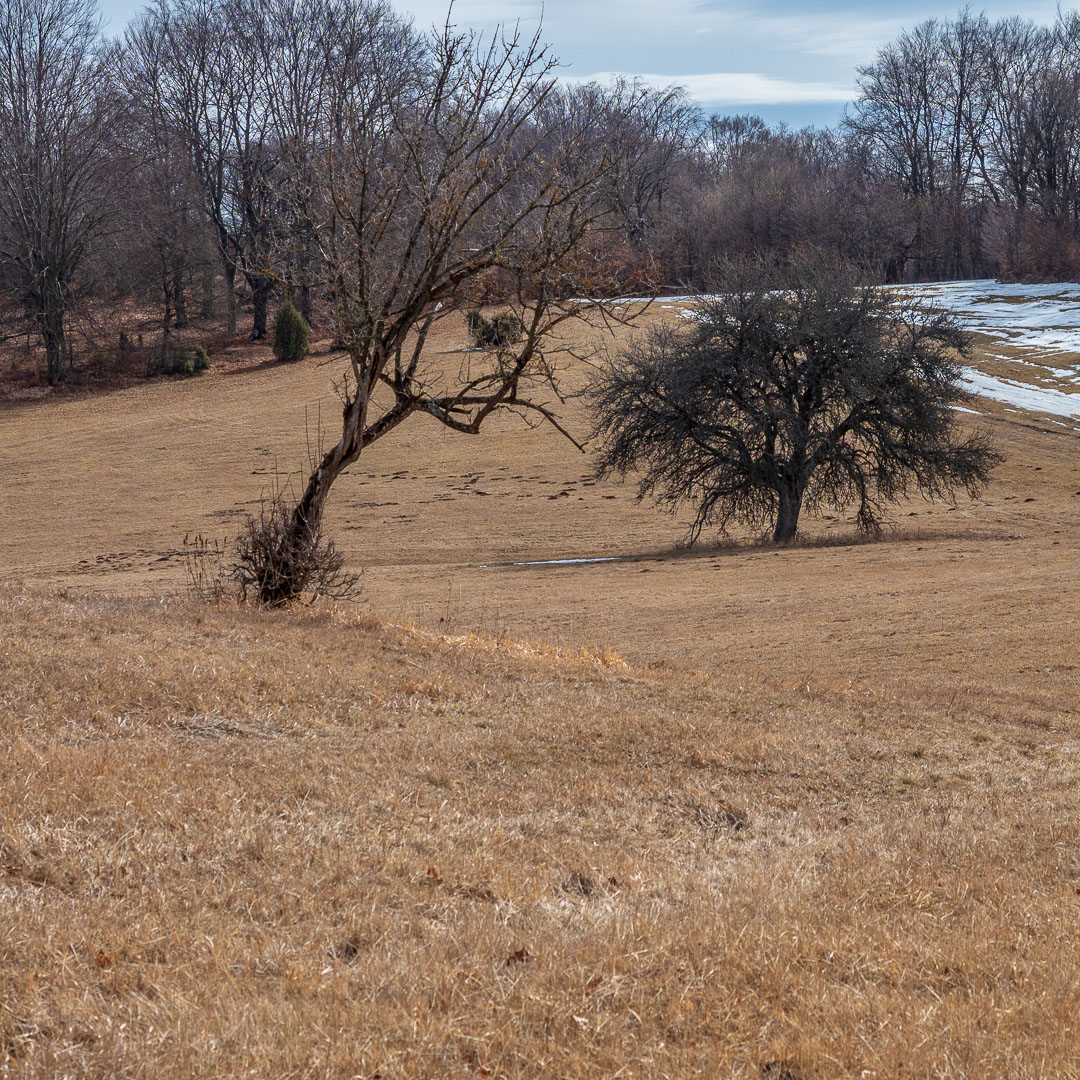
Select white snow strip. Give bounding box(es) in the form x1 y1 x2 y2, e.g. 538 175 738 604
511 557 622 567
570 294 703 305
894 279 1080 363
960 368 1080 419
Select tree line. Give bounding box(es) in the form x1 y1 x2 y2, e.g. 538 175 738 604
2 1 1080 385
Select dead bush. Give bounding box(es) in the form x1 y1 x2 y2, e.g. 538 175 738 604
183 487 360 608
232 487 361 607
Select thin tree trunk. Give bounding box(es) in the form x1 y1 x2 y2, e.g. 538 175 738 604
158 268 173 374
200 267 215 318
173 261 188 328
773 483 803 543
250 278 271 340
261 392 369 605
294 235 315 327
224 261 238 335
297 283 313 327
292 396 365 536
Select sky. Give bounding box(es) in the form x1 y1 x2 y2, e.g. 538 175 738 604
99 0 1067 128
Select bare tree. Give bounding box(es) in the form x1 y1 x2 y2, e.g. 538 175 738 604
247 16 626 605
972 15 1080 276
254 0 421 329
120 14 215 370
134 0 279 339
0 0 118 383
561 77 699 247
589 261 1001 544
939 10 993 276
698 113 769 177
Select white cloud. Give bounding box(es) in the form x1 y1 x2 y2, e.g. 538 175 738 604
743 13 907 62
567 70 857 106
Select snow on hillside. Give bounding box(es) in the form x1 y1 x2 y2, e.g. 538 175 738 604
896 279 1080 422
596 280 1080 421
958 368 1080 421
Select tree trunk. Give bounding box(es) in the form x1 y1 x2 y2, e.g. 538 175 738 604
158 278 173 375
224 261 238 335
38 280 67 385
297 283 313 328
173 262 188 328
773 484 803 543
250 279 271 340
292 397 365 543
260 444 349 606
259 393 368 606
200 267 216 318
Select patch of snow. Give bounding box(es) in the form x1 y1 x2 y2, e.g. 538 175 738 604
512 557 622 567
895 279 1080 364
959 368 1080 419
570 294 702 305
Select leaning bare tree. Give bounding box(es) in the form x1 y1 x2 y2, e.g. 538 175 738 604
0 0 118 383
249 12 624 605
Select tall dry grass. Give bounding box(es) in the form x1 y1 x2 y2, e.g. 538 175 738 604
2 590 1079 1078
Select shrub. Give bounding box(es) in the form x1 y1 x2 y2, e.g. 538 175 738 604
160 351 193 376
182 532 230 603
273 301 310 362
492 311 523 345
184 486 361 608
158 347 211 377
231 485 360 607
465 310 486 340
465 309 524 348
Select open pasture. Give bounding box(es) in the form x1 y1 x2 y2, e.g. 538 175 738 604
1 297 1078 691
2 296 1080 1077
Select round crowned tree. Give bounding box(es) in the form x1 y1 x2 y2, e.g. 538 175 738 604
589 262 1002 543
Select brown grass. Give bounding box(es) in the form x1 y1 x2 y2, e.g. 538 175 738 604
2 312 1080 1076
2 591 1080 1077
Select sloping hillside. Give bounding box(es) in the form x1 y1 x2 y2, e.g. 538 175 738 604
2 308 1080 1076
2 591 1079 1078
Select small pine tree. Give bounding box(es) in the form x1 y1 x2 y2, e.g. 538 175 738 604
465 309 523 348
273 301 310 363
194 345 211 371
491 311 523 346
465 310 486 340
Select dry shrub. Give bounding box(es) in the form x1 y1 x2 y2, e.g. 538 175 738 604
181 532 231 603
183 487 360 607
232 487 360 606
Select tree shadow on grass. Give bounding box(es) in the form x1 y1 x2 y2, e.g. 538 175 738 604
495 522 1020 572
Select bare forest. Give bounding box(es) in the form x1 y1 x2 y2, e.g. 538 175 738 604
4 2 1080 389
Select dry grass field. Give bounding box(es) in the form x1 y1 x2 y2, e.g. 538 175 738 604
2 306 1080 1077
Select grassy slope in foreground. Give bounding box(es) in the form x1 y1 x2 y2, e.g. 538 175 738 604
2 592 1079 1078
